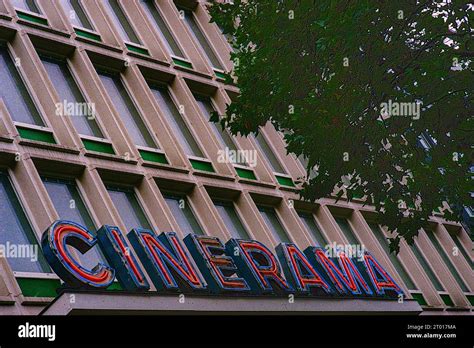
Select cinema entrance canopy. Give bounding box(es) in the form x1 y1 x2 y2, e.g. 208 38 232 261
40 291 421 315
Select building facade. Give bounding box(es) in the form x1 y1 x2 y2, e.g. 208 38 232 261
0 0 471 315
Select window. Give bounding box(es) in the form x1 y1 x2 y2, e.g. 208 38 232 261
140 0 184 57
367 222 417 290
194 94 246 165
106 186 152 232
40 56 102 137
60 0 94 30
409 241 445 292
0 46 44 126
97 70 156 148
254 132 286 174
11 0 41 13
448 230 473 269
426 230 470 292
298 155 317 179
42 177 104 270
216 23 235 52
213 200 249 239
257 205 290 244
177 6 223 70
103 0 141 44
334 217 360 246
149 84 203 157
297 211 327 247
163 194 203 235
0 172 49 273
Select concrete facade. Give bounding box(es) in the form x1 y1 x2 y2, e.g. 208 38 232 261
0 0 471 315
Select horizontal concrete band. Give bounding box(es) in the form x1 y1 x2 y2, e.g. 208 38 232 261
40 292 422 315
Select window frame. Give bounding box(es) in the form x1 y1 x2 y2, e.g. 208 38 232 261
0 168 57 279
409 235 447 294
103 0 143 47
148 80 207 160
95 67 161 151
446 227 473 269
256 203 293 244
212 198 251 240
176 4 225 72
140 0 187 60
61 0 95 32
296 209 329 248
0 42 49 129
193 92 249 166
38 52 107 140
253 129 289 177
425 228 471 294
11 0 44 16
161 190 206 237
104 183 154 232
41 175 107 270
366 221 418 291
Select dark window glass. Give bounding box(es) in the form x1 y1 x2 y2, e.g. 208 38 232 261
164 194 203 235
426 231 470 292
410 241 445 292
194 94 246 165
150 84 203 157
298 211 327 247
334 217 360 246
40 56 102 137
104 0 140 44
257 205 290 243
42 177 104 270
178 7 223 70
61 0 94 30
368 222 417 290
0 172 49 273
97 70 155 148
217 23 235 51
213 200 249 239
448 231 473 269
140 0 184 57
254 132 285 174
11 0 41 13
0 46 44 125
106 186 151 232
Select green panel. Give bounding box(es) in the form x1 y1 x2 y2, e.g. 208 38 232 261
467 295 474 306
173 57 193 69
17 126 56 144
126 44 150 56
83 138 115 154
441 294 455 307
139 149 168 164
107 282 123 291
236 167 256 180
276 175 295 187
190 159 214 172
214 70 227 79
17 277 61 298
411 293 427 306
16 11 48 26
75 29 102 42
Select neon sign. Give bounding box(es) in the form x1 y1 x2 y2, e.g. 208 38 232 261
41 220 403 299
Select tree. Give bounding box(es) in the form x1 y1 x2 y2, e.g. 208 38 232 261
209 0 473 253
